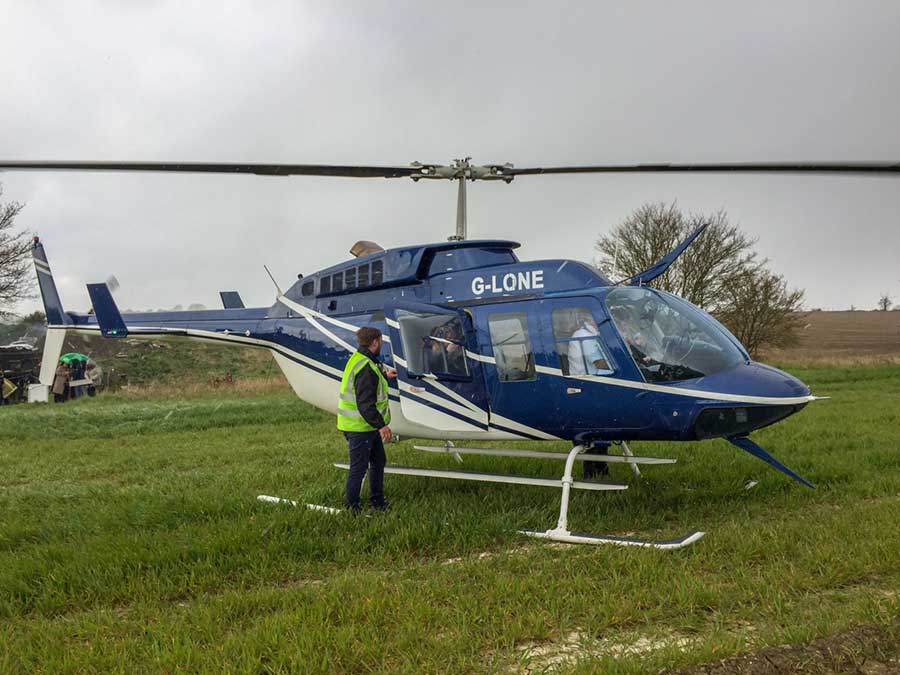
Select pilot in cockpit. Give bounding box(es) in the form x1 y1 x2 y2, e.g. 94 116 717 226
612 306 663 372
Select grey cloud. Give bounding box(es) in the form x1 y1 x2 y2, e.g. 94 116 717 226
1 0 898 314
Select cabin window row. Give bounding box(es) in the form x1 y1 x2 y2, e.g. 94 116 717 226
301 259 384 296
487 307 613 382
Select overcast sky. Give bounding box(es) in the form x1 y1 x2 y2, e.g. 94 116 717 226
2 0 898 315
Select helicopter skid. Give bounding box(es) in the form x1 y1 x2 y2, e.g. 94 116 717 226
517 446 704 549
334 463 628 491
257 495 342 514
334 444 700 549
519 528 705 550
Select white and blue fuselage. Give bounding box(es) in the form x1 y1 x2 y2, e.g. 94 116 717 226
33 238 818 451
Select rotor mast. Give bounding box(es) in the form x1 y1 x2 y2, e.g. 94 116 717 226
409 157 514 241
454 169 467 241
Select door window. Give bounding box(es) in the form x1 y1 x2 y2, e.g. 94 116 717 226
488 312 536 382
552 307 613 376
396 310 470 380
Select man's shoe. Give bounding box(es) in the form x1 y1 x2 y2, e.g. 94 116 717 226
369 500 391 512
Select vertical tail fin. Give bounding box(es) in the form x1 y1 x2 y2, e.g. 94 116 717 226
31 237 72 326
29 238 71 400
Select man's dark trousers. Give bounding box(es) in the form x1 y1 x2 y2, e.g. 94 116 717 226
344 430 386 509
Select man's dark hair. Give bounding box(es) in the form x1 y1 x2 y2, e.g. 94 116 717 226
356 326 382 349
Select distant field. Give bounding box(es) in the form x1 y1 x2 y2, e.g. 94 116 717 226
763 310 900 364
1 363 898 672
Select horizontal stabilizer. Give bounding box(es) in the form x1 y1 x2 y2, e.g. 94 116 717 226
728 436 814 488
626 223 708 286
86 283 128 338
219 291 245 309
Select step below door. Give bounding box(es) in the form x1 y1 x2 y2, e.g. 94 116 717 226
385 302 490 432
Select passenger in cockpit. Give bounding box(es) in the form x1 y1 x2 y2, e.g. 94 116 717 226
567 312 609 376
425 320 468 377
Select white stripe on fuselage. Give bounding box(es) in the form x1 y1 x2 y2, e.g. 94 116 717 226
277 294 390 343
63 316 819 414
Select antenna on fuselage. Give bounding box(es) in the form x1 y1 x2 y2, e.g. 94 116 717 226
263 265 283 296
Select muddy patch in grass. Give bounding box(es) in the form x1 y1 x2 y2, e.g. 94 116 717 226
669 623 900 675
512 629 697 672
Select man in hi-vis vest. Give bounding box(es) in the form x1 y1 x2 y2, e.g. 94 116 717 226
337 326 398 512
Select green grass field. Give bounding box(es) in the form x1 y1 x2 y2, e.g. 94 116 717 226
1 364 898 673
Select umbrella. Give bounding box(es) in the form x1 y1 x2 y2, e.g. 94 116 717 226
59 352 89 364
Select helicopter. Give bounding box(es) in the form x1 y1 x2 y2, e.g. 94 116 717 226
3 157 898 549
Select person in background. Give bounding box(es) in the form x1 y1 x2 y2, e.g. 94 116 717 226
85 360 100 397
70 359 85 399
52 361 69 403
336 326 398 513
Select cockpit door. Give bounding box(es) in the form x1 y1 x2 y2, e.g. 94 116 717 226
385 302 490 432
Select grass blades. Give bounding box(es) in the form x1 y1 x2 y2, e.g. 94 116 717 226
1 364 898 672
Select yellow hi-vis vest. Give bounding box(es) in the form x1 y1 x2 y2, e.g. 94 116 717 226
336 351 391 432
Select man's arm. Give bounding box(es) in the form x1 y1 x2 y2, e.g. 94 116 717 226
353 366 386 430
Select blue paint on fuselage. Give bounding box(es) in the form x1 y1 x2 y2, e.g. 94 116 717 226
65 240 810 442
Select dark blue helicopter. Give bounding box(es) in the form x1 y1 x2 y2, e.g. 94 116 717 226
7 157 898 548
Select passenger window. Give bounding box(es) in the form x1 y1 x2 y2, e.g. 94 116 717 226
488 313 536 382
357 264 370 287
332 272 344 293
320 276 331 294
396 310 470 380
345 267 357 289
372 259 384 285
552 307 613 376
301 280 315 297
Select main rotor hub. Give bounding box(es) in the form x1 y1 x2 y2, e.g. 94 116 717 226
409 158 515 183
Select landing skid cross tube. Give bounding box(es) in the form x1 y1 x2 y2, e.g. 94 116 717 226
518 445 704 550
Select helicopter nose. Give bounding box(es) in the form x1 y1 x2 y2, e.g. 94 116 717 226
697 361 810 399
688 362 811 440
747 362 811 398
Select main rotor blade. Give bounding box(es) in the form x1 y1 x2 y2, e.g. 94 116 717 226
3 160 898 179
0 160 416 178
510 161 900 176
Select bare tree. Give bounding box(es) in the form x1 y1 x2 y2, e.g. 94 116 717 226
595 202 757 311
0 185 34 318
877 294 892 311
716 269 805 357
595 201 805 357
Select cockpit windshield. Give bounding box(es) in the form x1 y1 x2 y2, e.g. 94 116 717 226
606 288 747 382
